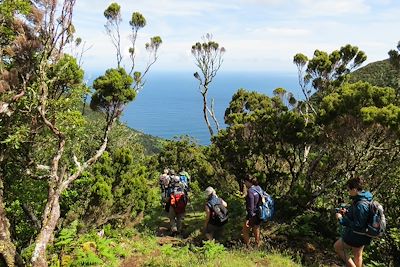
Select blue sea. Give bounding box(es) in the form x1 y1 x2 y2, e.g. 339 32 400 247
101 71 299 145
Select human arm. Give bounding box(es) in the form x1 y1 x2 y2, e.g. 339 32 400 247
221 199 227 208
347 202 370 231
337 202 369 230
246 190 255 219
204 205 211 230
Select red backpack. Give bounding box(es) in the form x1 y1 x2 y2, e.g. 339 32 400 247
170 192 187 214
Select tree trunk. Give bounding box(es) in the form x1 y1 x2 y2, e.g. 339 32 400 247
202 92 214 136
0 196 16 267
0 175 16 267
31 193 60 267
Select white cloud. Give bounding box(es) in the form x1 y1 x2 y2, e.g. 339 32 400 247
298 0 370 16
249 26 311 37
72 0 400 73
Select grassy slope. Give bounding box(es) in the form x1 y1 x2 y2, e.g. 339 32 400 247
349 59 399 88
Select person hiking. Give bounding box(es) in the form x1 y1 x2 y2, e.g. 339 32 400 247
159 168 170 205
167 169 187 235
179 167 191 194
242 174 262 248
334 177 373 267
204 186 228 241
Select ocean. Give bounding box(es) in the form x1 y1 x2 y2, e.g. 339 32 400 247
117 71 299 145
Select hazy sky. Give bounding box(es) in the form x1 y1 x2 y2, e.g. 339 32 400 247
72 0 400 74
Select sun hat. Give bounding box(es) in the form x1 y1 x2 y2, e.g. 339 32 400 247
205 186 215 196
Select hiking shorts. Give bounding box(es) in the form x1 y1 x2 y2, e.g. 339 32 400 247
248 216 261 227
206 223 224 239
342 237 365 248
342 234 371 248
342 228 371 248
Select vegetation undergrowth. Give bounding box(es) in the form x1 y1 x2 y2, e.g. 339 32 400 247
43 219 304 267
122 237 302 267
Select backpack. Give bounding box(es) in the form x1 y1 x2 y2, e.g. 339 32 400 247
179 174 190 192
254 188 275 222
354 200 386 238
208 197 228 226
169 180 188 214
170 192 187 214
179 175 189 188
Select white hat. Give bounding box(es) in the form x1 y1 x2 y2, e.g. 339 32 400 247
205 186 215 196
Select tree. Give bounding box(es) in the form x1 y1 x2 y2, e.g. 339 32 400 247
90 67 135 125
213 46 400 221
214 89 316 194
61 147 154 229
191 34 225 137
293 44 367 113
388 40 400 95
103 3 162 92
292 45 367 167
0 1 42 265
388 41 400 70
0 1 139 266
104 3 123 68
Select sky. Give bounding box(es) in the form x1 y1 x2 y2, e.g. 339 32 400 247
72 0 400 75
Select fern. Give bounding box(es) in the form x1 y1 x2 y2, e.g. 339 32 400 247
97 237 128 265
199 240 225 260
72 249 103 266
112 243 127 257
55 220 79 248
97 239 117 262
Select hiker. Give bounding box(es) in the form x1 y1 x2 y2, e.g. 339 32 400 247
159 168 170 204
334 177 373 267
242 175 262 248
179 167 191 193
204 186 228 241
167 169 187 235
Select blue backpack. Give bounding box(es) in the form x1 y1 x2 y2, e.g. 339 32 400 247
180 175 188 185
254 188 275 222
353 200 386 238
179 175 190 191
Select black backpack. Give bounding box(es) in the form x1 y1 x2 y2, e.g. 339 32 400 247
208 197 228 226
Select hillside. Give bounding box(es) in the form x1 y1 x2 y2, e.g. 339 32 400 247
83 104 164 155
349 58 399 88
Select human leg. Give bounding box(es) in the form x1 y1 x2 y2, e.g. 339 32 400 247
351 246 364 267
205 224 215 240
333 239 356 267
242 221 250 247
168 208 177 233
253 225 261 248
214 225 224 241
176 212 184 232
